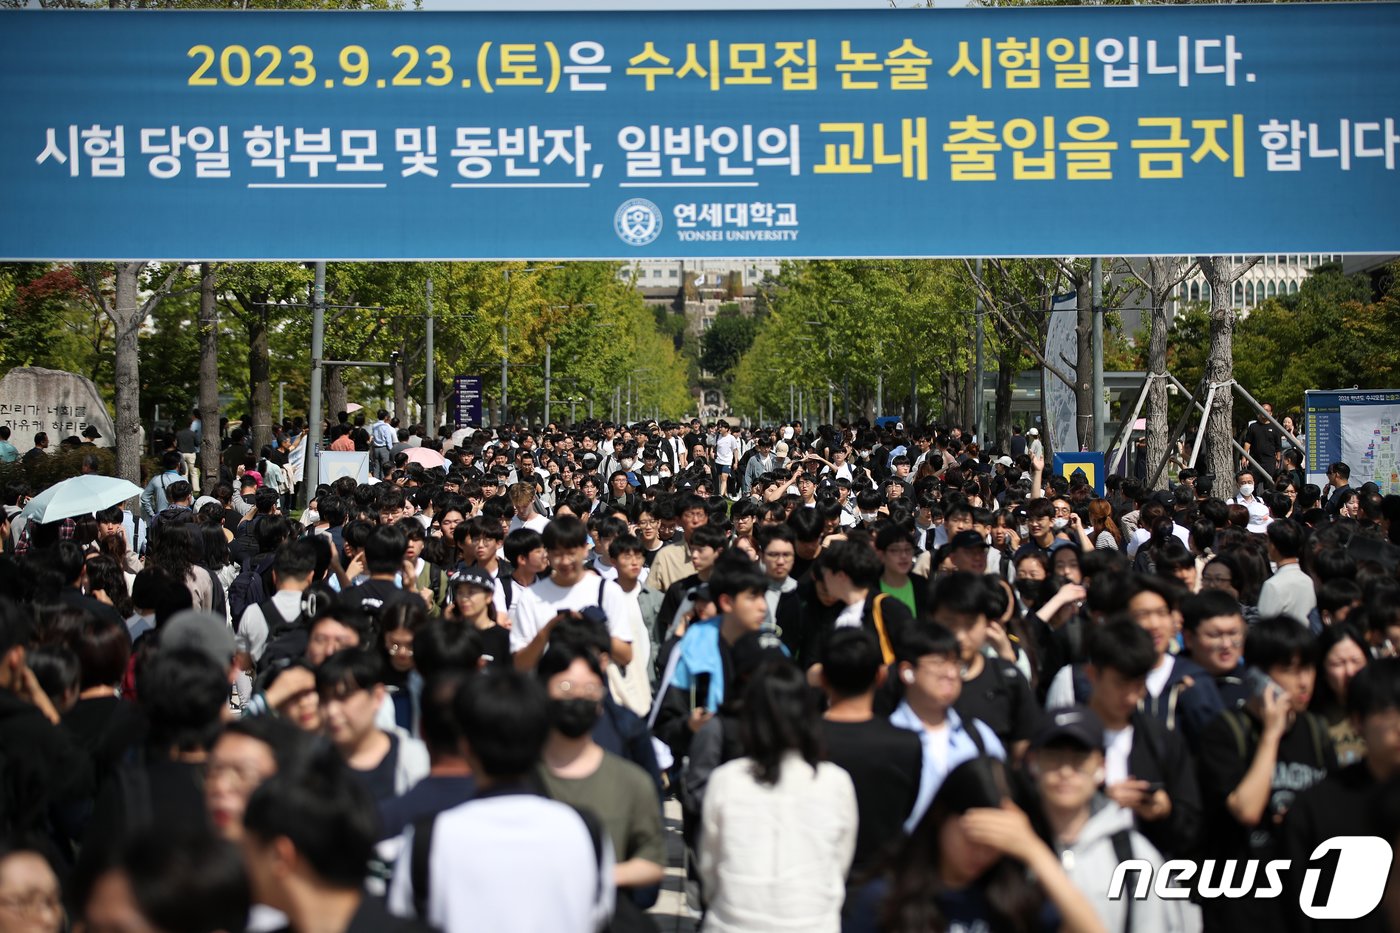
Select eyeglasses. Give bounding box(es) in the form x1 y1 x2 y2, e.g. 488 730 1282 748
206 759 274 790
554 680 605 701
388 642 414 657
0 893 62 917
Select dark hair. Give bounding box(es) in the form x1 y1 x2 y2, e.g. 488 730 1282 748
139 647 230 754
786 507 824 543
413 619 484 680
608 532 645 560
85 554 134 619
1265 518 1306 560
536 637 606 684
420 671 473 760
1312 625 1369 714
112 830 250 933
707 555 769 604
315 647 385 695
819 628 884 698
364 526 407 576
690 523 729 553
243 746 378 889
1246 615 1319 672
880 757 1044 933
27 644 79 709
1347 657 1400 719
504 528 544 565
219 717 314 776
274 540 318 580
1181 590 1244 633
929 572 991 620
894 620 959 666
739 660 823 786
74 613 131 689
454 669 549 779
542 515 589 551
1087 619 1157 680
825 538 884 590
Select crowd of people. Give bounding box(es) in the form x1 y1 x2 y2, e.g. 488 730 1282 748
0 410 1398 933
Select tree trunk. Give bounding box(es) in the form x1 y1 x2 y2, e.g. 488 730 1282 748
111 263 144 485
1198 257 1239 486
1040 366 1054 464
248 303 273 455
995 343 1015 452
1144 299 1171 491
1074 276 1093 452
326 366 348 423
198 263 221 490
962 365 975 433
392 351 408 424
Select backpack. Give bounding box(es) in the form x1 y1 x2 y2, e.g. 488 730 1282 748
1109 829 1136 933
870 593 895 665
228 557 273 627
1219 707 1327 766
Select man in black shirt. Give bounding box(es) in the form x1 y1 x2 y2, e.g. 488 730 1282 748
936 572 1040 763
339 525 426 620
1197 617 1335 931
1281 658 1400 933
818 628 922 879
1243 403 1282 475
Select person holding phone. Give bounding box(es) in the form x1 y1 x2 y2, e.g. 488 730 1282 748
1196 616 1336 931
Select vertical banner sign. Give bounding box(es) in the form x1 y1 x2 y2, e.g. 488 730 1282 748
0 4 1398 260
453 376 483 429
1304 389 1400 494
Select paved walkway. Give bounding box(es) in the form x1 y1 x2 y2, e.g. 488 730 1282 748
647 799 699 933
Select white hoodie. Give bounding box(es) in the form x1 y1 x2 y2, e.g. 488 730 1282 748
1055 798 1199 933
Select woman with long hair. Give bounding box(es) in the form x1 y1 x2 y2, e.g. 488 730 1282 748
144 523 219 612
84 555 134 620
699 660 857 933
854 757 1104 933
1087 499 1121 551
1311 624 1370 766
378 598 428 733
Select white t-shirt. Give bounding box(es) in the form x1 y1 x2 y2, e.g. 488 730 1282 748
1104 725 1135 786
508 573 635 654
509 513 549 534
1146 654 1175 700
715 433 739 466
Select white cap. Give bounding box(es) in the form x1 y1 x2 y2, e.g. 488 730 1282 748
995 456 1014 468
1027 428 1039 436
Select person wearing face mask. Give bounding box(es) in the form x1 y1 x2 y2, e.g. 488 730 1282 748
536 642 666 920
1228 469 1271 534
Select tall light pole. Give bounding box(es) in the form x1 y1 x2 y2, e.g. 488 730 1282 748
424 277 436 435
974 258 985 443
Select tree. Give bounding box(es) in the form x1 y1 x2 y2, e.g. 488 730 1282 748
1195 256 1260 487
76 263 188 483
1120 257 1197 490
700 313 758 383
198 264 221 488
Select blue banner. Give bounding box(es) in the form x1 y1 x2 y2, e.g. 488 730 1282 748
452 375 483 428
1304 389 1400 495
1 5 1398 260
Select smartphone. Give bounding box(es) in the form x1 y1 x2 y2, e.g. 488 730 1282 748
1143 781 1165 794
1242 667 1285 704
693 672 713 713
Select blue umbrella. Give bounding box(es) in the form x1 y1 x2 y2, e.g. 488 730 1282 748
19 474 142 524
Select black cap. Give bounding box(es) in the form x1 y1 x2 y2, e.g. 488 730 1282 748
452 565 496 592
950 530 987 550
82 425 101 439
731 630 788 678
1032 706 1105 750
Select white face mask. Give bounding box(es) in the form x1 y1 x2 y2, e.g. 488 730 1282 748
659 469 671 478
859 511 880 523
1052 517 1069 531
1238 483 1255 497
620 458 634 470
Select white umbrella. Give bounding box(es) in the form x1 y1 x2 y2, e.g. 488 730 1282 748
20 474 142 524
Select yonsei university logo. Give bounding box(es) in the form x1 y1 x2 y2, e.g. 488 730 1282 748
614 199 663 246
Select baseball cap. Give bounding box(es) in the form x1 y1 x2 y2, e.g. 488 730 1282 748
774 441 789 458
1032 706 1105 751
731 630 789 678
452 565 496 592
161 610 237 666
1027 428 1039 436
995 455 1014 468
950 530 988 550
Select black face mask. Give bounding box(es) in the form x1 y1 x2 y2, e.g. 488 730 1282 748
549 698 601 738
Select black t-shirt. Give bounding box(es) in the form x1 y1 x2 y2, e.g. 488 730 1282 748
1245 419 1281 461
822 718 923 876
478 625 511 667
954 656 1041 748
355 731 401 803
340 579 420 618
